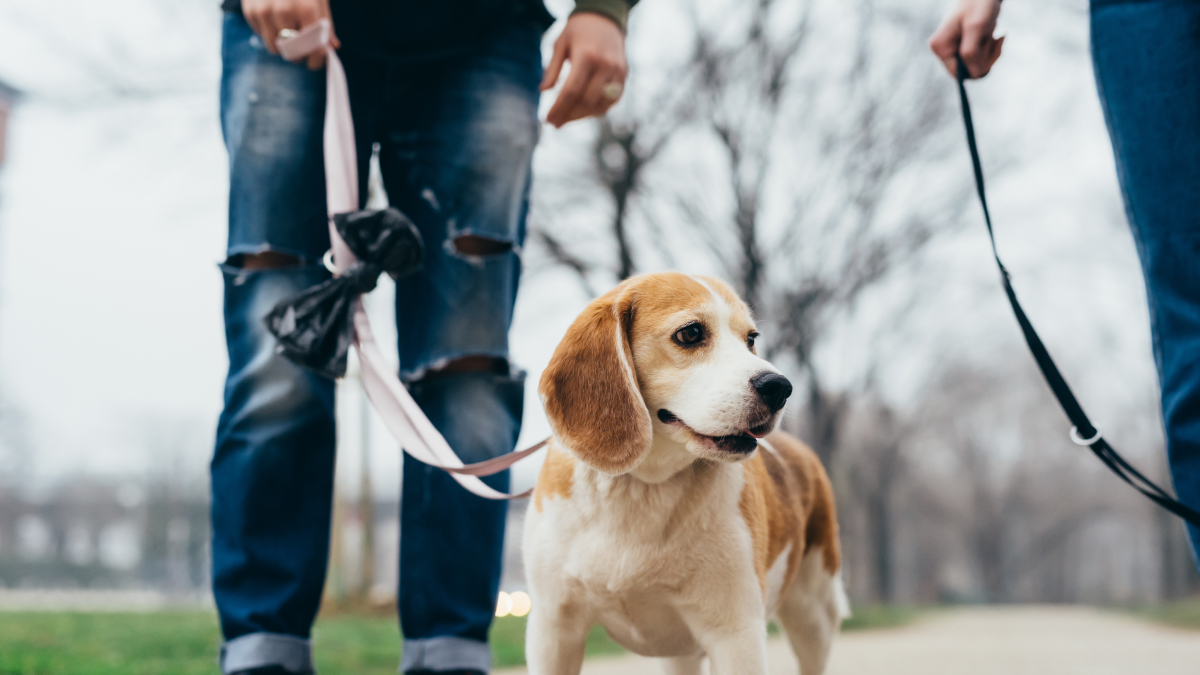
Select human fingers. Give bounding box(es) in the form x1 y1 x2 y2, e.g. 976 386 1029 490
928 10 964 78
964 34 1004 79
306 50 327 70
546 58 596 127
314 0 339 48
541 33 569 92
576 64 625 122
275 1 319 61
291 0 319 30
583 30 627 114
959 33 1000 78
547 13 627 125
261 14 284 55
958 1 1001 77
242 0 280 54
564 77 609 124
299 0 328 70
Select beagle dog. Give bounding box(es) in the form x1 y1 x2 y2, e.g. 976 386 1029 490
523 272 849 675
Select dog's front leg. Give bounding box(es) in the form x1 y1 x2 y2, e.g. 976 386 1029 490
700 624 769 675
524 599 591 675
685 582 769 675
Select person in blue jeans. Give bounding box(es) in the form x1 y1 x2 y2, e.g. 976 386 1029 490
213 1 636 673
931 0 1200 569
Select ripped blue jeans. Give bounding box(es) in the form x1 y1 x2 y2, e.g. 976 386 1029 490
213 12 541 674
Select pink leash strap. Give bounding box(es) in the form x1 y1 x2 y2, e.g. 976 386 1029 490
279 21 542 500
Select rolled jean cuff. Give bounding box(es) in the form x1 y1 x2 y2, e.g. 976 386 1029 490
221 632 313 674
400 636 491 673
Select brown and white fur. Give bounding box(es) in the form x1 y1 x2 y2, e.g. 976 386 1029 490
524 272 849 675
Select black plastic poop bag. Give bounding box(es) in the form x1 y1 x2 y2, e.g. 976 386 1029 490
264 208 423 379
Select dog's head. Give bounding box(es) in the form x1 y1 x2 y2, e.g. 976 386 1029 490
539 272 792 474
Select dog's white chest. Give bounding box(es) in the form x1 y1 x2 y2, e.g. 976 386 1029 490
536 515 706 656
571 527 706 655
523 464 760 658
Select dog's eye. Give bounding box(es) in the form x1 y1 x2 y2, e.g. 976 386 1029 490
674 323 705 346
747 332 759 349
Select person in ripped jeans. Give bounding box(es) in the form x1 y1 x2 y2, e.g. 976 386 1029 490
213 1 636 673
931 0 1200 570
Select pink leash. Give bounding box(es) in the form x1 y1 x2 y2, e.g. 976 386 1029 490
278 21 544 500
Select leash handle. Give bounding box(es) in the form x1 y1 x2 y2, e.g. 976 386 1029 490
278 23 545 500
953 55 1200 527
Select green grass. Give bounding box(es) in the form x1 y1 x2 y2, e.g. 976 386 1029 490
313 614 402 674
0 610 623 675
766 604 922 637
840 604 924 631
0 611 222 675
0 603 916 674
1127 599 1200 630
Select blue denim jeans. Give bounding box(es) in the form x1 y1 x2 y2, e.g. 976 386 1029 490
214 11 541 674
1092 0 1200 568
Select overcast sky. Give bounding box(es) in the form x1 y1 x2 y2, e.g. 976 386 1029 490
0 0 1160 498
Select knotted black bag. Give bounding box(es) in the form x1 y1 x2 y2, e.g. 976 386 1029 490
264 208 423 379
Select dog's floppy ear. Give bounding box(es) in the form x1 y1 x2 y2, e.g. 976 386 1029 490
539 284 652 474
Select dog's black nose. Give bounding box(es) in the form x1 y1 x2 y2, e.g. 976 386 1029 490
750 372 792 411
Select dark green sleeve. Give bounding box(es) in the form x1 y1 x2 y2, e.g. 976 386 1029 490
572 0 639 32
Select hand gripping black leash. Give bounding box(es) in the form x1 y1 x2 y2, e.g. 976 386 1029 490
953 55 1200 527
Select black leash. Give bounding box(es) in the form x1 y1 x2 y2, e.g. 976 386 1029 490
953 55 1200 528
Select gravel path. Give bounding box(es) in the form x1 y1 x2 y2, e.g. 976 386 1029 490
500 606 1200 675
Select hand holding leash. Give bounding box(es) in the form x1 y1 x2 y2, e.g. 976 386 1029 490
930 0 1004 79
242 0 339 70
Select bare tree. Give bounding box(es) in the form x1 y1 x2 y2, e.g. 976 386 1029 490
533 0 964 468
532 60 695 292
840 398 908 603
